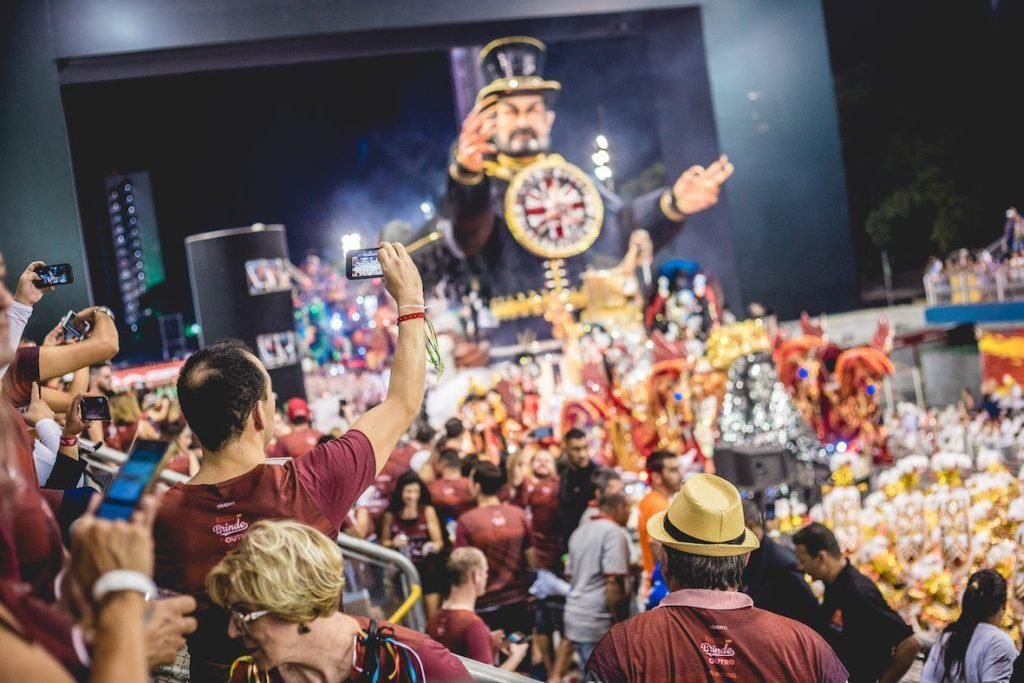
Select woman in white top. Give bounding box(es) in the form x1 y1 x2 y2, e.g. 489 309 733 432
922 569 1018 683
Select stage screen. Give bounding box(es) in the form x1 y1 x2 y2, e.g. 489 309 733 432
61 8 724 360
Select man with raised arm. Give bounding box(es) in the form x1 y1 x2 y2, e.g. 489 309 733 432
153 242 427 682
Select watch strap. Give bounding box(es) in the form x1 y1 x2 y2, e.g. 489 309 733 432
659 190 688 223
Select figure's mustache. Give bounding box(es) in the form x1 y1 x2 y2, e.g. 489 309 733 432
511 127 538 140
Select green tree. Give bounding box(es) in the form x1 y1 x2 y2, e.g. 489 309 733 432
864 135 973 255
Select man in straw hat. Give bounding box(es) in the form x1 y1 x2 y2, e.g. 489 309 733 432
584 474 847 682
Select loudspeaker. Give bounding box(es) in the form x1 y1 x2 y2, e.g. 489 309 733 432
185 224 305 402
712 446 789 491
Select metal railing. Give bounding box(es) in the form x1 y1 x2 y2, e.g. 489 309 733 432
924 264 1024 306
456 657 535 683
335 533 427 633
79 439 189 486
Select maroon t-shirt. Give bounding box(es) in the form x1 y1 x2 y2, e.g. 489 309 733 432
388 506 431 562
0 579 88 680
361 442 416 528
270 425 323 458
376 442 416 499
427 607 493 663
1 345 39 408
227 615 471 682
428 476 475 524
514 475 562 572
585 589 848 683
5 401 65 600
1 350 65 601
104 422 138 452
454 504 533 609
154 430 376 681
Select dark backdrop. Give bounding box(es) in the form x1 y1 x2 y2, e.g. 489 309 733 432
1 0 853 351
62 13 725 362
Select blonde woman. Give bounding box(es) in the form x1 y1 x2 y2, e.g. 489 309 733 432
207 520 470 682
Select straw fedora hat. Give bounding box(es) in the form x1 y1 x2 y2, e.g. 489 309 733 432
646 474 760 557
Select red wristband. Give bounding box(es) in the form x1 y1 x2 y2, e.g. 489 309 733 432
397 312 425 324
60 435 79 448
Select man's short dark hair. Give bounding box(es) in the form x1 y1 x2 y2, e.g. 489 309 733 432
646 450 676 475
90 362 112 373
663 546 746 590
792 522 843 558
445 418 465 439
460 453 480 478
564 428 586 443
592 467 621 495
599 491 627 511
438 449 461 471
471 461 504 496
178 340 266 452
414 422 436 445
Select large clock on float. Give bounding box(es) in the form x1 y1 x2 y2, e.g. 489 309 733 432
504 154 604 259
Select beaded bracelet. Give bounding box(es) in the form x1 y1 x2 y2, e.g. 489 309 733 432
395 311 444 376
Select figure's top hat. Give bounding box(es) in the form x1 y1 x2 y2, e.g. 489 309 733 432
477 36 561 102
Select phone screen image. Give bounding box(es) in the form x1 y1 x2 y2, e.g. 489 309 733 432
80 396 111 422
35 263 74 286
62 312 91 341
97 440 170 520
59 311 78 341
347 248 382 279
531 426 554 440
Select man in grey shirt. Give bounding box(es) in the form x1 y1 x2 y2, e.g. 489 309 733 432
564 491 632 667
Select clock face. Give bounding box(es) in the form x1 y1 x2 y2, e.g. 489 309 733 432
505 156 604 258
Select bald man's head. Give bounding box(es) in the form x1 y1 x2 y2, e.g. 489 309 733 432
178 339 274 451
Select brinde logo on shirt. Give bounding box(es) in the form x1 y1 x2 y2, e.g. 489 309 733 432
212 513 249 542
700 637 736 667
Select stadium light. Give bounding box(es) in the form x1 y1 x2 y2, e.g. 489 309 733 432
340 232 362 254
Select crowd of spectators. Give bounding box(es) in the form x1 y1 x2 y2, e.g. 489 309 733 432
4 244 1024 683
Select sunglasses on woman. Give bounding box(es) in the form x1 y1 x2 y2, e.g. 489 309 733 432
229 605 269 632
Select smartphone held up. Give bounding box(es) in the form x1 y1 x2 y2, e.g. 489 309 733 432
345 248 383 280
34 263 74 287
96 439 173 520
59 310 92 342
80 395 111 422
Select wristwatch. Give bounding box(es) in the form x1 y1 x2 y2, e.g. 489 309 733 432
94 306 116 321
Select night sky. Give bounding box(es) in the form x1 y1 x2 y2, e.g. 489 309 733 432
822 0 1024 283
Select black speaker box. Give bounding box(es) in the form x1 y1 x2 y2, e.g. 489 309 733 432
713 445 789 491
185 224 306 402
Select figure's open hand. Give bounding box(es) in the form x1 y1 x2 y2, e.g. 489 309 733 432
455 96 499 175
671 154 734 216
